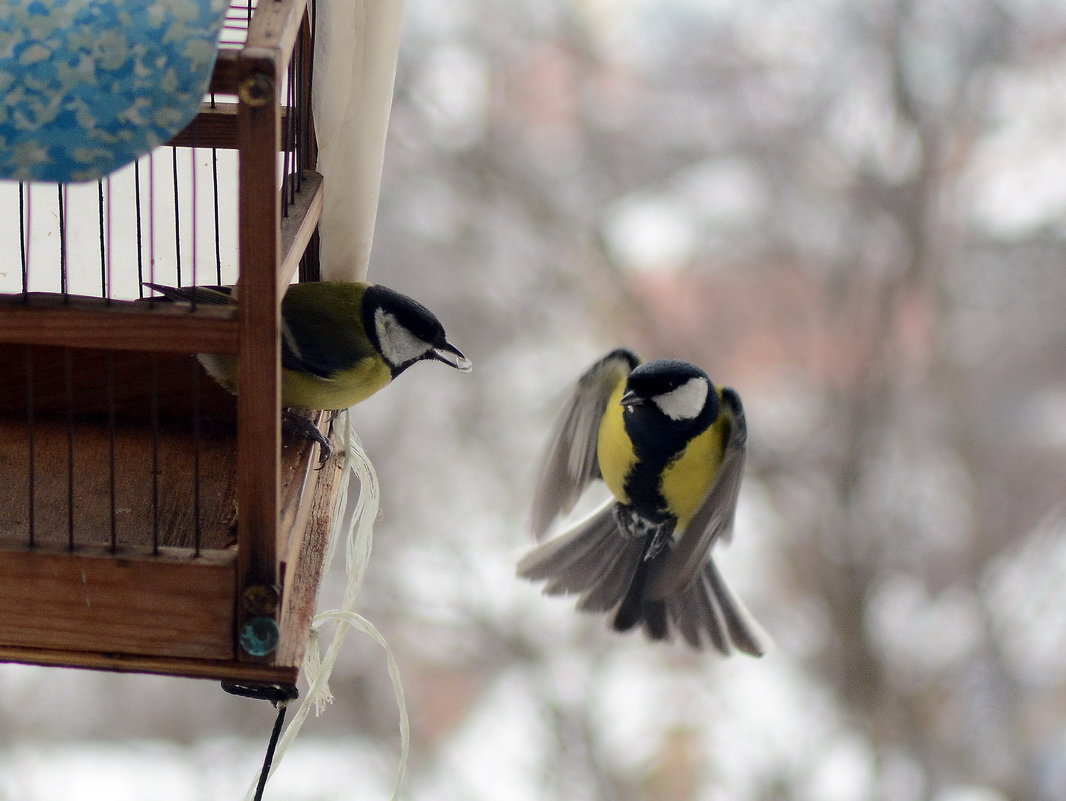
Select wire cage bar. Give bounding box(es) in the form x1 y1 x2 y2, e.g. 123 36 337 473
0 0 334 685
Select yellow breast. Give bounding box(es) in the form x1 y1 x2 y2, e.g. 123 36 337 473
281 358 392 410
198 353 392 410
596 381 636 505
597 384 728 529
660 420 726 529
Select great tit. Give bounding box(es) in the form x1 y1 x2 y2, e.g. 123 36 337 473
145 281 471 409
145 281 471 455
518 348 766 655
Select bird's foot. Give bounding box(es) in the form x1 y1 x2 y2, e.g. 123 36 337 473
282 409 333 467
613 506 675 560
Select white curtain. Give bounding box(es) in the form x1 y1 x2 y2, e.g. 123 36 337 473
311 0 406 282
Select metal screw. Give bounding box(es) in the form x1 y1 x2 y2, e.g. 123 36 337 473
243 584 280 616
239 74 274 107
239 616 281 657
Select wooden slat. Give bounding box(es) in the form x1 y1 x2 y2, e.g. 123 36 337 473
168 103 240 149
0 347 237 420
279 170 324 290
0 299 238 354
277 419 340 669
0 545 236 660
244 0 309 76
295 11 318 171
210 49 241 95
235 46 283 653
167 104 294 151
0 411 238 552
278 411 325 538
0 645 300 684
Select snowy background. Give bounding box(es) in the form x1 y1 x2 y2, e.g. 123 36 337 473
3 0 1066 799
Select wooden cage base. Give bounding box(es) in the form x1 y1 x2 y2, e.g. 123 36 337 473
0 347 340 684
0 457 335 685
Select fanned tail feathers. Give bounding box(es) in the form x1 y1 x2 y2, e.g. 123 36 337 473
664 558 767 656
518 506 767 657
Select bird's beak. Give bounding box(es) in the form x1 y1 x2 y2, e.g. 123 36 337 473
432 341 473 372
619 390 644 407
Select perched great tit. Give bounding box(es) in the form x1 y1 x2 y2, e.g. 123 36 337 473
145 281 471 454
518 348 766 655
146 280 471 408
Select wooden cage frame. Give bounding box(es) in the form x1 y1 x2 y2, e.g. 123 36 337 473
0 0 335 686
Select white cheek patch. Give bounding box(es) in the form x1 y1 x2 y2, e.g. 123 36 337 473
652 377 709 420
375 309 432 367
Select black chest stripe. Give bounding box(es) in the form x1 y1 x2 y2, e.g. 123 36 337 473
623 438 682 524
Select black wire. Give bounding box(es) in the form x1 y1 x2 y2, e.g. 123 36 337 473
98 179 107 300
134 160 146 298
172 147 183 290
221 682 299 703
289 49 298 198
58 185 67 300
282 65 292 215
192 357 202 557
18 182 27 299
306 3 317 176
26 345 35 547
220 682 300 801
107 350 117 552
150 353 160 556
64 348 75 550
212 147 222 284
190 148 198 290
253 702 289 801
293 32 302 190
148 153 157 303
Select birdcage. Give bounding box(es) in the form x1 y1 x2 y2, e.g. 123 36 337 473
0 0 336 686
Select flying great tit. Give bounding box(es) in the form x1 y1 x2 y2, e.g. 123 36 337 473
518 348 766 655
145 281 471 454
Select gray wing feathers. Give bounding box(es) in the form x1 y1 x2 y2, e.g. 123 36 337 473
577 531 643 612
667 558 767 656
530 349 638 539
647 386 747 600
704 557 767 656
669 571 726 652
518 500 643 613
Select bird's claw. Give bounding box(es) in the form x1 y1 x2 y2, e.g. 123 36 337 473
282 409 334 467
613 505 675 560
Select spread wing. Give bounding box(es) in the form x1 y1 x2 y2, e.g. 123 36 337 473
530 348 639 539
647 387 747 600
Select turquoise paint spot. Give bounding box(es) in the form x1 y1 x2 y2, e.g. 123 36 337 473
239 616 281 657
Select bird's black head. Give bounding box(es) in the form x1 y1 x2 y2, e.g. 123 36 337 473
620 359 719 441
363 285 472 377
